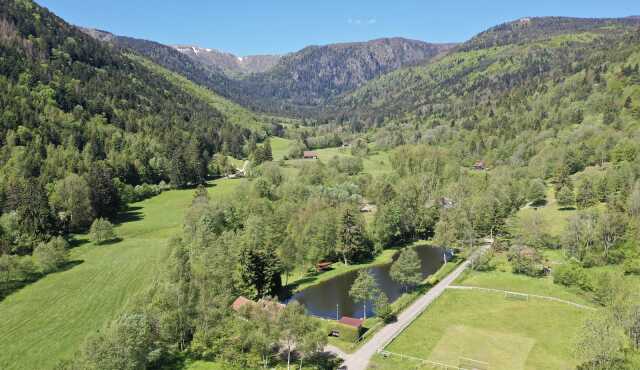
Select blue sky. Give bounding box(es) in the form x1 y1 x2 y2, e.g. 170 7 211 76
38 0 639 56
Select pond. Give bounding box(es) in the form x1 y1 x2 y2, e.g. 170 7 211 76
287 245 446 319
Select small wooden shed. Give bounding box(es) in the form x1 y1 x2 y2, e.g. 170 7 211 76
303 151 319 159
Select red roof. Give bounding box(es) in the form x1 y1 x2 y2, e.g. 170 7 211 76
339 316 364 328
231 296 253 312
303 151 319 158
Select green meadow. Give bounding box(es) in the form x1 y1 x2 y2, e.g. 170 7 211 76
0 179 240 370
370 289 590 370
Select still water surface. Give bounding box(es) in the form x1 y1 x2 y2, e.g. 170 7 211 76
288 245 445 319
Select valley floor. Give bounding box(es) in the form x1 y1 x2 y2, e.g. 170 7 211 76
0 179 239 370
368 271 592 370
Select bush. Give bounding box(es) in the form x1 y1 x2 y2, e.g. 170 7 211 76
508 245 543 277
527 179 547 205
553 261 592 290
472 250 496 271
0 254 20 283
33 237 68 273
623 258 640 275
90 218 117 245
374 293 394 323
328 156 364 175
115 180 165 205
592 271 625 306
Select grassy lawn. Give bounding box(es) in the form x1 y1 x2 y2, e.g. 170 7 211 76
369 289 590 370
511 186 576 237
271 137 294 161
455 268 593 306
0 179 240 370
306 146 391 176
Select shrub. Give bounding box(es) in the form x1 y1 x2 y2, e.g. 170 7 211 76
90 218 117 245
553 261 592 290
623 258 640 275
472 250 496 271
556 186 575 208
508 245 543 277
0 254 19 282
592 271 625 306
374 293 394 323
33 237 68 273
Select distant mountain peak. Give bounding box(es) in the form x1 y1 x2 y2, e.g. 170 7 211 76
172 45 281 75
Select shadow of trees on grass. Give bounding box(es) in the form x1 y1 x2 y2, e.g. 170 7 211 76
0 259 83 302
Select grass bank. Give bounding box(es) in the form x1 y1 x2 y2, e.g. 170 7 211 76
285 249 398 294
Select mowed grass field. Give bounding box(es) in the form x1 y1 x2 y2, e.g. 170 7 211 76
0 179 240 370
511 186 577 237
456 262 593 306
270 137 294 161
369 289 590 370
281 144 392 177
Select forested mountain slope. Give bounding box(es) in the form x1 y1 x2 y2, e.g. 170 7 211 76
85 29 454 116
0 0 253 254
332 16 640 127
80 28 244 102
230 38 455 114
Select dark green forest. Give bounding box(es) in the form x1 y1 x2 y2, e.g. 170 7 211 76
0 0 253 254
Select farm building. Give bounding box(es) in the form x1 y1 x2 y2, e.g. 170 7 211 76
303 151 319 159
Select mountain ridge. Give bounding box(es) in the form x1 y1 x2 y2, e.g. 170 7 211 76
82 28 456 116
172 44 282 74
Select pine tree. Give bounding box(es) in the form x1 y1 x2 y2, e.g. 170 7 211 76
263 139 273 162
86 163 121 218
336 207 369 264
557 186 575 209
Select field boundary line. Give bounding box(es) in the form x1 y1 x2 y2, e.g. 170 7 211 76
447 285 596 310
379 350 468 369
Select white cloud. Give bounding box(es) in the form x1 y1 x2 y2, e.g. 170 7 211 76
348 17 377 26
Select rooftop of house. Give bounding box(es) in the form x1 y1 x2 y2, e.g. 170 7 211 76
339 316 364 328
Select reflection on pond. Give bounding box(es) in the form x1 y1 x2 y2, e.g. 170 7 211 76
288 245 446 319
